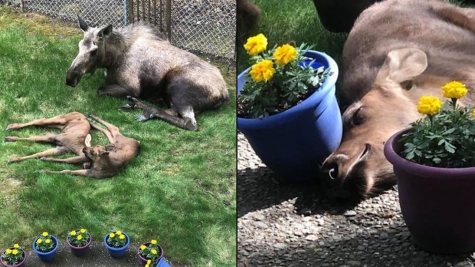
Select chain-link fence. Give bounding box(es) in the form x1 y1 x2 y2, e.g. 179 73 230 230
4 0 235 61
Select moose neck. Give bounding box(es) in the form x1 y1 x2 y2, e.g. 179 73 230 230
102 32 129 69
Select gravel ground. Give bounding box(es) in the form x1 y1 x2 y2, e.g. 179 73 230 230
237 132 475 267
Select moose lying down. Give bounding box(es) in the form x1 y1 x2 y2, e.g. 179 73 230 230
320 0 475 200
66 17 229 131
5 112 140 178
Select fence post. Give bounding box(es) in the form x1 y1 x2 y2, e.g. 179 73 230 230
166 0 172 41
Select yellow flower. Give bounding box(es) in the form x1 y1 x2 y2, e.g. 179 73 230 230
243 33 267 56
12 249 18 255
109 233 115 238
42 232 48 237
249 60 275 83
442 81 467 99
36 239 43 244
273 44 297 65
145 264 150 267
77 235 83 241
13 244 19 249
119 234 125 240
151 239 157 245
147 260 152 264
473 108 475 117
151 249 157 255
140 245 146 250
6 249 12 254
417 96 442 116
71 231 76 236
80 229 86 234
116 230 122 235
45 239 51 244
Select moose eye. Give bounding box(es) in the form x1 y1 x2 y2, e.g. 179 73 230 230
352 107 364 126
90 49 97 57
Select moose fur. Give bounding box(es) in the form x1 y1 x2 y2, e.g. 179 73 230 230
66 17 229 131
320 0 475 200
5 112 91 165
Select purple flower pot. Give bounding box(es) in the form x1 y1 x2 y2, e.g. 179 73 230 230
66 232 93 257
384 128 475 254
32 235 59 262
137 243 164 265
1 250 27 267
238 50 342 182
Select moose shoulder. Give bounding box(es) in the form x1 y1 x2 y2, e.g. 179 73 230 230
66 17 229 131
321 0 475 200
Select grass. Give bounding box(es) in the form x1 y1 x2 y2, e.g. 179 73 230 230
0 7 236 267
237 0 347 73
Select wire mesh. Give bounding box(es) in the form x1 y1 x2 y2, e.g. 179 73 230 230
7 0 236 60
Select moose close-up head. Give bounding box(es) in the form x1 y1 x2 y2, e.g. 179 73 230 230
66 16 112 87
321 48 432 200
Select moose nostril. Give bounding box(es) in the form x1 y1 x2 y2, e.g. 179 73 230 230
360 143 372 159
329 167 338 180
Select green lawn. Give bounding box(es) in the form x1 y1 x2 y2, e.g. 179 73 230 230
0 7 236 267
237 0 347 73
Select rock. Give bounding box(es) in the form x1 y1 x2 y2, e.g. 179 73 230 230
380 233 389 239
253 221 268 229
305 235 319 241
344 210 357 217
273 243 287 250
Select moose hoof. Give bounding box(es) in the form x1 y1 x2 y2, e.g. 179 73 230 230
136 115 148 122
119 103 133 111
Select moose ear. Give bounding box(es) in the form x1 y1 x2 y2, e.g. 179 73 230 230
105 144 115 151
378 48 428 83
78 16 89 32
85 134 92 147
98 24 113 38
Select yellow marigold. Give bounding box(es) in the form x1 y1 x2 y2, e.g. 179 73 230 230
119 234 125 240
77 235 83 241
116 230 122 235
145 264 150 267
417 96 442 116
151 249 157 255
71 231 76 236
273 44 297 65
45 239 51 244
13 244 19 249
147 260 152 264
42 232 48 237
109 233 115 238
151 239 157 245
12 249 18 255
36 239 43 244
243 33 267 56
442 81 467 99
473 108 475 117
80 229 86 234
6 249 12 254
140 245 146 250
249 59 275 82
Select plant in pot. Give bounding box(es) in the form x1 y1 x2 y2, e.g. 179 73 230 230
66 228 93 256
32 232 59 262
237 33 342 182
384 81 475 254
1 244 26 267
137 239 164 266
103 230 130 258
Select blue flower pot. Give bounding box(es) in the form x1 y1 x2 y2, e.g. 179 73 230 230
32 235 59 262
238 50 342 182
156 257 172 267
103 233 130 259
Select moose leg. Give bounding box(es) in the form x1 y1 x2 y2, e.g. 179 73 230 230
42 169 92 177
6 114 78 131
126 97 197 130
5 134 56 143
98 84 136 98
8 147 68 164
40 155 89 165
88 114 120 142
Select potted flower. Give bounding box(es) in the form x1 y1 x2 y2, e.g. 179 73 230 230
1 244 26 267
32 232 59 262
384 81 475 254
137 239 164 266
66 228 93 256
103 230 130 258
237 33 342 182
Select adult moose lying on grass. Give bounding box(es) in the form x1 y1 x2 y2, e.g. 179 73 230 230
66 17 229 131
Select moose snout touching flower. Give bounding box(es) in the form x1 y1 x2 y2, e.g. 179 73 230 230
66 17 229 131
